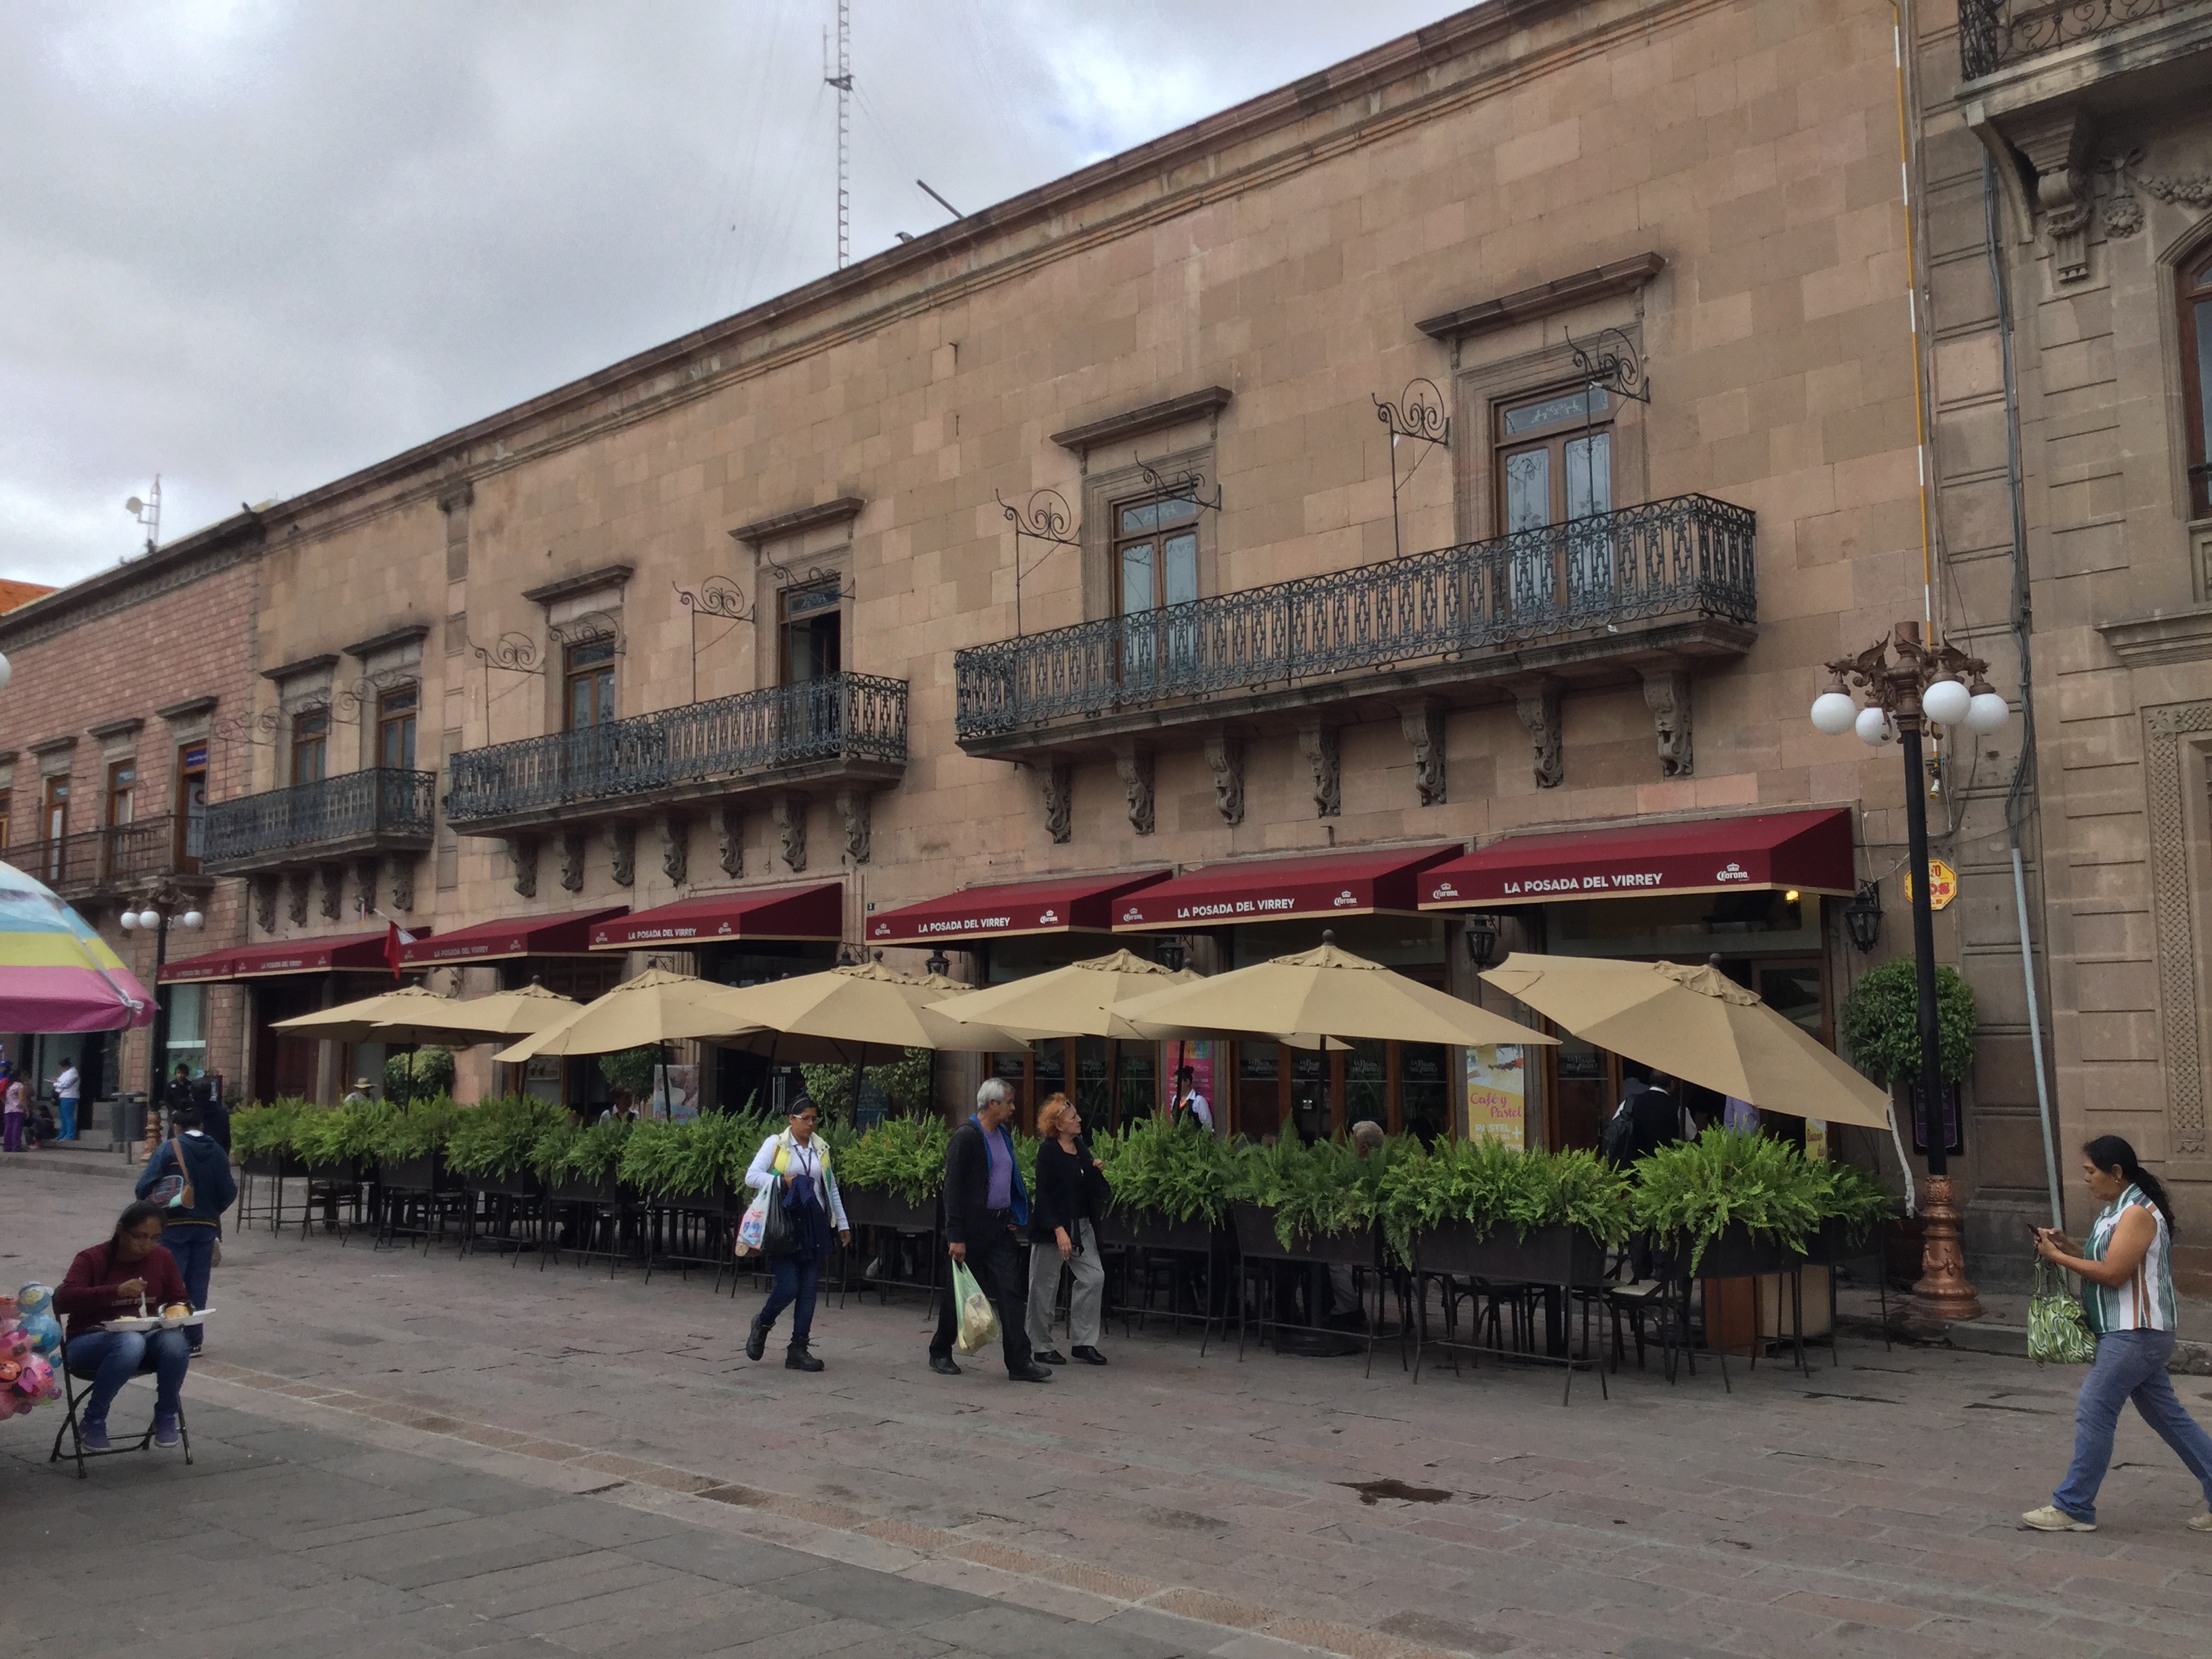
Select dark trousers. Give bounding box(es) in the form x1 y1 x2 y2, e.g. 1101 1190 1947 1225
931 1223 1034 1374
757 1251 823 1344
159 1226 216 1350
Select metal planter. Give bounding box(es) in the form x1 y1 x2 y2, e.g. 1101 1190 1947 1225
1412 1220 1610 1286
1229 1202 1376 1267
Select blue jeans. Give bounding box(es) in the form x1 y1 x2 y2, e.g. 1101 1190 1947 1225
756 1251 822 1344
57 1097 77 1140
159 1227 216 1349
64 1328 191 1427
2053 1328 2212 1522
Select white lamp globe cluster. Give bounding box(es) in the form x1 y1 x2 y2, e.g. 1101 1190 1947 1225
1809 667 2011 747
119 907 202 933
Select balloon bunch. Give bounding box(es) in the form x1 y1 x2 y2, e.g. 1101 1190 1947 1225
0 1285 65 1420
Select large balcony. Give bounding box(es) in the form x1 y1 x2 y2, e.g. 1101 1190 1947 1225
953 493 1756 756
1959 1 2180 80
443 672 908 837
17 815 204 901
201 769 437 875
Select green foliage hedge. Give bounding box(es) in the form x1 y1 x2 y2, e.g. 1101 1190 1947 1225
1840 958 1978 1085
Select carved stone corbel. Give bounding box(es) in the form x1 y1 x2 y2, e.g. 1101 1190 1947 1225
1639 668 1694 778
384 853 415 913
710 805 743 878
1202 732 1245 825
1112 741 1155 836
352 857 380 917
318 864 344 922
658 815 689 886
606 821 636 888
506 836 539 899
556 829 587 893
772 794 808 873
836 787 873 864
1399 702 1447 806
1514 681 1564 790
283 869 310 928
251 874 279 935
1036 760 1073 845
2010 106 2095 283
1297 724 1341 819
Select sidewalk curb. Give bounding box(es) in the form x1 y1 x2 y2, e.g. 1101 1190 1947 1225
0 1149 138 1180
1942 1317 2212 1375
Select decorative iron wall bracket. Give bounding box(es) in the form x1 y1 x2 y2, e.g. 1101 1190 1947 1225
1373 376 1450 561
996 486 1082 637
675 575 754 703
1567 327 1649 404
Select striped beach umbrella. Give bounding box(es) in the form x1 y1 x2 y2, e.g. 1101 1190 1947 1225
0 859 155 1032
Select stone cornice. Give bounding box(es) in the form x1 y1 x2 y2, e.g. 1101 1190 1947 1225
729 498 867 548
1050 389 1235 457
2099 605 2212 667
521 565 635 607
156 696 220 722
262 653 340 684
86 717 145 740
0 512 264 651
342 623 432 659
1416 251 1667 342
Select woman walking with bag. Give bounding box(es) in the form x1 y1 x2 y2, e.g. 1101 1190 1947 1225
1026 1094 1110 1366
2023 1135 2212 1533
741 1096 849 1372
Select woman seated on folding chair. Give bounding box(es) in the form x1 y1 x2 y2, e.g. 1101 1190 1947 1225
53 1200 193 1451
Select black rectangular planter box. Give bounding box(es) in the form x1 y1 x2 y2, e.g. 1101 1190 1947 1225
243 1152 308 1179
1097 1208 1215 1254
1229 1203 1375 1267
1688 1225 1801 1279
1412 1220 1610 1286
1803 1215 1883 1268
465 1170 543 1201
842 1188 937 1233
550 1175 623 1206
377 1153 449 1191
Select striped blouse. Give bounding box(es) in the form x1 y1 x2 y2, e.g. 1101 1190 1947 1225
2083 1183 2177 1336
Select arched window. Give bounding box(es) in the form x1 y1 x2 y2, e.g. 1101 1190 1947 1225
2184 241 2212 520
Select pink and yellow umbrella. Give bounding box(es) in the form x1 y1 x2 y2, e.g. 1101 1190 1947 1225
0 859 155 1032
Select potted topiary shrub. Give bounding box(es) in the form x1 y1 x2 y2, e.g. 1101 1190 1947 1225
1839 956 1977 1124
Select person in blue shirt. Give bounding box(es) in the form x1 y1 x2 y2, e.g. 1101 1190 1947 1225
928 1078 1050 1382
134 1103 237 1355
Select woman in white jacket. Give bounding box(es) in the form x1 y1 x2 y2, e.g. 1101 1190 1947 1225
742 1094 849 1371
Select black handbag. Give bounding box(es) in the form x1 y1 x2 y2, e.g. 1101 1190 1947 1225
760 1176 797 1257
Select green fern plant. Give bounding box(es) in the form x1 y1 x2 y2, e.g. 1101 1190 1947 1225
230 1099 306 1160
1629 1127 1828 1274
445 1094 567 1181
836 1114 951 1206
1096 1118 1234 1224
1377 1139 1633 1265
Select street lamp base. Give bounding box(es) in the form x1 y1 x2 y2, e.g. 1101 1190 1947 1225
1908 1173 1984 1328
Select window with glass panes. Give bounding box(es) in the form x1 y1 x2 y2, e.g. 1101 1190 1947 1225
564 640 617 729
105 760 135 826
291 708 329 783
2182 241 2212 518
377 684 418 771
1496 384 1616 619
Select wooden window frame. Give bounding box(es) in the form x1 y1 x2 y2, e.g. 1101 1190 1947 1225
174 741 207 872
290 708 329 785
1494 382 1618 531
104 758 136 827
376 683 419 771
2182 240 2212 521
777 579 844 686
1110 492 1203 616
562 639 617 732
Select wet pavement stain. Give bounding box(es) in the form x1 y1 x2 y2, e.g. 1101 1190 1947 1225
1340 1478 1452 1506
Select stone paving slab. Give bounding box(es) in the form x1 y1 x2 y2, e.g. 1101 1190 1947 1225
7 1164 2212 1656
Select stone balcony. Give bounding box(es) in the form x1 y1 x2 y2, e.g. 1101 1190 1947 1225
441 673 907 893
951 493 1756 813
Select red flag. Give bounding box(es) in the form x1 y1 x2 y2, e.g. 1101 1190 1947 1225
385 921 405 979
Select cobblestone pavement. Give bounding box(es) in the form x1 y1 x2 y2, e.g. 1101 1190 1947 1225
5 1162 2212 1659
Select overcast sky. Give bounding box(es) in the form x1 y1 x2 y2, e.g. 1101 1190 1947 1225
2 0 1464 589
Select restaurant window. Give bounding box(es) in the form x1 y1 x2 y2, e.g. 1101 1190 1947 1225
0 800 9 850
564 638 617 730
2182 239 2212 519
291 708 329 783
104 760 135 826
779 581 842 684
1235 1042 1282 1140
176 742 207 866
165 984 207 1076
377 684 419 771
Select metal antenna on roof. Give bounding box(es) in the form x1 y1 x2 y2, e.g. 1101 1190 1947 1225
823 0 853 270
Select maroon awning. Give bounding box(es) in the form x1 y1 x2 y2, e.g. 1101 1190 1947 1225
866 870 1170 946
1111 846 1460 931
161 930 415 983
402 907 625 966
1417 808 1853 908
590 883 842 951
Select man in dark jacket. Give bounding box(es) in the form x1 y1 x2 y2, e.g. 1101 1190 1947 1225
134 1103 238 1355
930 1079 1050 1381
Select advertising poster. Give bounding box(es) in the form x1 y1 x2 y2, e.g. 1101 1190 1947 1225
1464 1045 1526 1146
653 1064 699 1122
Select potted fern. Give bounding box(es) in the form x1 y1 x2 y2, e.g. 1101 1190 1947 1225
836 1114 949 1233
373 1097 462 1192
445 1094 565 1195
534 1113 632 1205
231 1098 308 1178
1378 1139 1630 1286
1629 1128 1827 1277
1096 1118 1234 1253
1226 1136 1388 1267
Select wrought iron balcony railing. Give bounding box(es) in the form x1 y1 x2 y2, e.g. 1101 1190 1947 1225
1958 0 2172 79
443 672 907 827
954 493 1755 742
202 769 437 868
14 815 195 896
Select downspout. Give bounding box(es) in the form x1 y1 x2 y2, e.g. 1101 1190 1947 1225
1982 150 2063 1229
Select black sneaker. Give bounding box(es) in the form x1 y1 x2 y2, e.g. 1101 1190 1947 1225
745 1317 770 1362
785 1343 824 1373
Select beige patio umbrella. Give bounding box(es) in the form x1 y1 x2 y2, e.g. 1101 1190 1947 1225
493 968 752 1061
1118 935 1555 1050
1478 952 1891 1129
270 984 464 1044
926 949 1200 1040
706 961 1029 1059
371 981 579 1044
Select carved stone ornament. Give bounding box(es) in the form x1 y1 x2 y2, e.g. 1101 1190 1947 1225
384 853 415 913
710 805 744 878
1298 725 1341 819
557 829 587 893
1038 761 1073 845
506 835 539 899
837 787 873 864
2144 702 2212 1157
1515 682 1564 790
318 864 344 922
352 857 380 916
1640 668 1694 778
2009 107 2097 282
1203 732 1245 825
1400 702 1446 806
773 794 808 874
658 815 689 886
606 821 636 888
251 874 278 935
284 869 310 928
1113 742 1155 836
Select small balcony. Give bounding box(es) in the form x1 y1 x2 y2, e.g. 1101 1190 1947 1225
17 815 204 901
443 672 908 837
1959 1 2182 81
953 493 1757 756
201 769 437 876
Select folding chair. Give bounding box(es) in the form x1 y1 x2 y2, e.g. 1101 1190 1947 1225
46 1330 193 1479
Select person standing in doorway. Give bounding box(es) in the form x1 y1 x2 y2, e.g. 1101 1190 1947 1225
1168 1064 1212 1132
2023 1136 2212 1534
1026 1094 1109 1367
53 1060 81 1143
930 1078 1050 1381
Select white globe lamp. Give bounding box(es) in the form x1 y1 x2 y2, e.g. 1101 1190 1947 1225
180 909 204 930
119 910 139 932
1965 689 2011 733
1809 689 1858 735
1921 678 1971 726
1855 705 1894 746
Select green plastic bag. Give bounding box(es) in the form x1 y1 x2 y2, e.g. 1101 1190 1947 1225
951 1256 998 1355
2028 1256 2096 1366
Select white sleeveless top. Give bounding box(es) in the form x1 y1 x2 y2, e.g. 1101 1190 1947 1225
2083 1184 2177 1335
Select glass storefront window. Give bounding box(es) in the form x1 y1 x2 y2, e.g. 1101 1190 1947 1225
1345 1039 1387 1129
1400 1042 1450 1146
1236 1042 1279 1139
1115 1042 1155 1131
1548 891 1819 957
164 984 207 1076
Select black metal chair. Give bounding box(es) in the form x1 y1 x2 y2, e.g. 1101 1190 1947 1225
47 1329 193 1479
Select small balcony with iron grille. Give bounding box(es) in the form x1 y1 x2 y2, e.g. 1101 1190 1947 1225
1957 1 2200 81
200 769 438 877
952 493 1757 760
16 815 208 903
441 672 908 842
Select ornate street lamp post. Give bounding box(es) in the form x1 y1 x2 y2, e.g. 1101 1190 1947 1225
120 884 204 1144
1811 621 2011 1324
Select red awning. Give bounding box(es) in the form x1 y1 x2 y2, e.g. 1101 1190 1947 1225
1416 808 1854 909
866 871 1170 947
1111 846 1460 932
160 930 415 983
591 883 842 951
403 907 626 966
